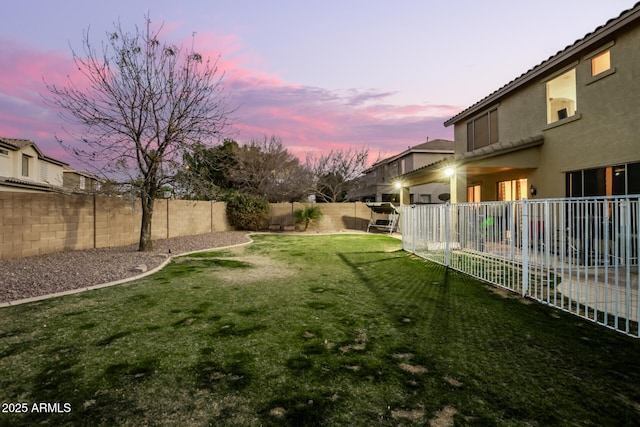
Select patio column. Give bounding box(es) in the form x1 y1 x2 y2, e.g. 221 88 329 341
448 168 467 203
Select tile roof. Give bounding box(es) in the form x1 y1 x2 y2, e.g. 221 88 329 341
0 137 37 150
0 136 68 166
444 2 640 126
368 139 454 170
0 176 61 191
401 135 544 178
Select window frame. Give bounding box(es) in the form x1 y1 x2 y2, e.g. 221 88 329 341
497 179 528 201
21 154 31 178
466 107 498 152
584 41 616 85
566 162 640 197
545 67 577 125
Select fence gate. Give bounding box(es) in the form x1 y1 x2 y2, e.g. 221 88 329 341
402 196 640 337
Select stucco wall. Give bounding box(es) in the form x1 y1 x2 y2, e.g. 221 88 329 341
452 22 640 201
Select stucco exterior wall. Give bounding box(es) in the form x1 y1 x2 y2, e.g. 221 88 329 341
452 20 640 201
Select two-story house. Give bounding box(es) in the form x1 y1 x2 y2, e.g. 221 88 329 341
351 139 454 204
63 168 101 193
0 137 102 193
0 137 68 192
401 3 640 203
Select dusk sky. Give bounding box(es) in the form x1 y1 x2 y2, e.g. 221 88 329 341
0 1 636 167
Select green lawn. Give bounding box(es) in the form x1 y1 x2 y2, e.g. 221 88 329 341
1 234 639 426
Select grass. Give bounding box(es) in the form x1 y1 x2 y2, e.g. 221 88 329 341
1 234 640 426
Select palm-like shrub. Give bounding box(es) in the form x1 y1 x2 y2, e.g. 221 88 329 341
293 206 323 231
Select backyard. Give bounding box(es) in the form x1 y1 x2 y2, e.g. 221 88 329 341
1 234 639 426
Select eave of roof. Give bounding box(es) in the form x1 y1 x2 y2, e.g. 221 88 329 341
365 139 454 172
0 137 69 166
444 2 640 127
63 168 98 179
0 177 61 192
401 134 544 179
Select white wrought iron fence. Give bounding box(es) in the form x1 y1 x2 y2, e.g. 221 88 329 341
402 196 640 337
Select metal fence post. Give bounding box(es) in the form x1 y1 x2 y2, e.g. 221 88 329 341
445 202 451 268
521 199 529 297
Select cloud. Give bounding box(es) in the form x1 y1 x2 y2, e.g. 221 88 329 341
0 30 457 171
226 76 456 158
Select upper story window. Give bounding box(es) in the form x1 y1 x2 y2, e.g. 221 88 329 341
79 176 86 190
467 108 498 151
0 148 8 156
591 50 611 76
21 154 31 177
546 69 576 124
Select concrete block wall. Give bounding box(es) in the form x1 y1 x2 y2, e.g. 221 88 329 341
0 193 373 260
1 193 95 258
0 193 232 260
267 202 371 232
96 195 141 248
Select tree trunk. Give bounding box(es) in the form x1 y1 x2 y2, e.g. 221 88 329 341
139 193 155 251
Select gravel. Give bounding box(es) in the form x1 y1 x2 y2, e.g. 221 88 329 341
0 231 251 304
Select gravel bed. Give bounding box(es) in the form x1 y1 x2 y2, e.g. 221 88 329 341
0 231 251 304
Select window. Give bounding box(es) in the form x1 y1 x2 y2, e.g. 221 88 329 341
79 176 86 190
40 162 48 181
467 185 481 202
21 154 31 177
467 108 498 151
591 50 610 76
567 162 640 197
419 194 431 204
497 179 528 201
546 69 576 124
0 148 8 156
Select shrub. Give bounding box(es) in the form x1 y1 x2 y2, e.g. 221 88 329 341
293 205 323 231
225 192 269 231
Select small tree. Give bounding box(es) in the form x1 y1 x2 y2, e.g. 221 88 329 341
225 192 269 231
45 15 230 251
230 135 313 202
306 147 371 202
174 139 239 200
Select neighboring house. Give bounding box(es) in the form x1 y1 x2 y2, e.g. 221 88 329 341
402 3 640 203
63 168 101 193
351 139 454 204
0 137 68 193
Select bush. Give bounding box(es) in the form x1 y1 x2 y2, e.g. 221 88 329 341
225 192 269 231
293 205 323 231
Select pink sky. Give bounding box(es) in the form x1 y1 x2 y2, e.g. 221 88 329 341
0 1 635 169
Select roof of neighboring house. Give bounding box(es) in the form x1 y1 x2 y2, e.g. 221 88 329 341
444 2 640 127
0 176 61 192
0 137 69 167
401 135 545 179
63 168 99 180
367 139 454 171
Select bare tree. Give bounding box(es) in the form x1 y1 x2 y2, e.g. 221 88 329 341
230 135 312 202
306 147 371 202
45 16 231 251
